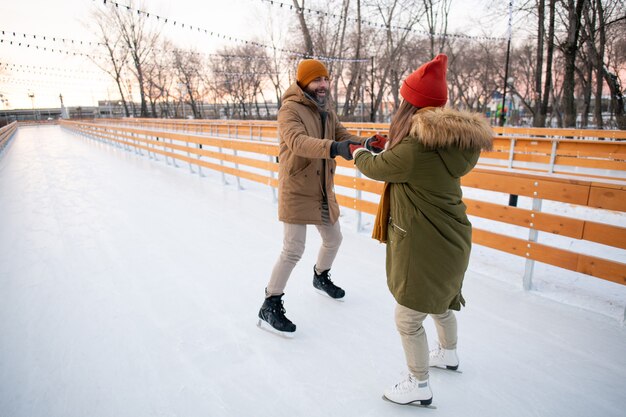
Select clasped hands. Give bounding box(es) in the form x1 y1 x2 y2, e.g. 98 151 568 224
363 134 388 153
331 134 388 161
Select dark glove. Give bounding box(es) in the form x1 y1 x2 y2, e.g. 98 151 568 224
364 134 388 154
331 140 362 161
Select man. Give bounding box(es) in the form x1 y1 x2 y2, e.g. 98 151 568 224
257 59 365 336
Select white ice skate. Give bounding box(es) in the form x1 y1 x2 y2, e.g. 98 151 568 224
429 345 459 370
383 374 433 406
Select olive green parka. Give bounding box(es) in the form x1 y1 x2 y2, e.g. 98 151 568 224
277 82 363 225
354 107 493 313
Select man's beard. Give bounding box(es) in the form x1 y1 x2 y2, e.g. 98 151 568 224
305 86 327 106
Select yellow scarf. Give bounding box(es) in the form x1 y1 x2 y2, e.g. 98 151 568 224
372 108 435 243
371 182 391 243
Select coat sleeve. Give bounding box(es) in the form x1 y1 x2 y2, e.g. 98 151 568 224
353 140 416 183
278 104 333 158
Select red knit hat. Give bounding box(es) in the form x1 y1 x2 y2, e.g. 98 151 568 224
297 59 329 87
400 54 448 108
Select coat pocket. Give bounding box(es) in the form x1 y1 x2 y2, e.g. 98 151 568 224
388 218 407 242
289 159 311 177
386 217 411 300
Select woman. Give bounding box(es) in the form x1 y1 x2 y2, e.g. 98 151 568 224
351 54 493 406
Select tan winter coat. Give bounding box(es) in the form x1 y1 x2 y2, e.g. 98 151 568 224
354 108 493 313
277 82 363 224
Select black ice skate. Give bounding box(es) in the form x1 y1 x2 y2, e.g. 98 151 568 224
257 294 296 337
313 266 345 299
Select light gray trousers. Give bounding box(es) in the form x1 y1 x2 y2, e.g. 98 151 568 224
265 221 343 297
394 303 458 381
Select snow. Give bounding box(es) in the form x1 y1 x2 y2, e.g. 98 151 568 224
1 125 625 417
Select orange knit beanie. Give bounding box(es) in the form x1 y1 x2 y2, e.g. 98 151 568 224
400 54 448 108
297 59 329 87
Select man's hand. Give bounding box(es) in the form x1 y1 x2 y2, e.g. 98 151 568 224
364 134 388 154
331 140 362 161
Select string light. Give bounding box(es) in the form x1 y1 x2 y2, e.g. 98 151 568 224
95 0 370 62
258 0 507 41
0 62 101 75
0 36 107 60
0 29 103 47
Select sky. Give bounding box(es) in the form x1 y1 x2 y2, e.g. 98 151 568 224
0 0 509 109
0 124 625 417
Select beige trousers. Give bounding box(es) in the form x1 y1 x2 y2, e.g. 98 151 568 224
266 221 343 296
394 303 458 380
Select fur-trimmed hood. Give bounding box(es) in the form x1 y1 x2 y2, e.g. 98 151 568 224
410 107 493 151
410 107 493 178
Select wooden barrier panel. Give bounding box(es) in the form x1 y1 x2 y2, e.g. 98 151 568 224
462 169 592 205
0 122 18 150
97 118 626 179
60 120 626 286
493 126 626 140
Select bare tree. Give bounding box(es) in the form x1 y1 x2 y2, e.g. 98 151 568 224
292 0 315 56
368 0 426 119
109 0 161 117
144 41 175 118
447 39 501 112
83 0 622 127
511 41 542 124
339 0 371 119
91 9 131 117
598 0 626 129
421 0 452 58
208 47 272 119
560 0 587 127
172 49 204 119
261 11 291 108
532 0 546 126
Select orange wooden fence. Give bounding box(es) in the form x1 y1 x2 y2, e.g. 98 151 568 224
95 118 626 180
60 119 626 291
0 122 17 152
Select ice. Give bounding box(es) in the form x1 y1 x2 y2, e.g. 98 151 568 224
1 125 625 417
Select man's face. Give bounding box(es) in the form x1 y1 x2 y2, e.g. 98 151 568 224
304 76 330 104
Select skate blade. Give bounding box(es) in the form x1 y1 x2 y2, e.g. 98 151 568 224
314 288 345 302
256 319 295 339
431 365 462 373
382 395 437 409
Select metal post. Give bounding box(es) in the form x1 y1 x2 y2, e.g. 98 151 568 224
145 136 152 159
548 140 558 173
164 136 172 165
136 134 143 155
356 170 363 232
234 149 242 189
219 145 228 185
507 137 518 206
187 140 195 173
196 141 204 177
508 138 516 169
150 137 158 160
269 155 277 203
523 188 543 290
171 138 179 167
